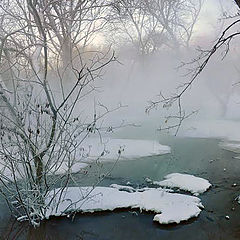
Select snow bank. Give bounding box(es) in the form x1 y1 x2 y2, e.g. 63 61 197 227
0 138 170 181
0 161 89 182
82 138 170 161
179 119 240 141
153 173 211 196
218 141 240 154
45 186 203 224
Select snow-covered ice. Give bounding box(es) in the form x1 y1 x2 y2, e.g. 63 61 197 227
179 119 240 141
153 173 211 196
45 186 203 224
218 141 240 154
0 138 170 181
82 138 171 162
0 162 89 181
49 162 88 175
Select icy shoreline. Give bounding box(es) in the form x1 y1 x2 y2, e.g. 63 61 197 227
82 138 171 162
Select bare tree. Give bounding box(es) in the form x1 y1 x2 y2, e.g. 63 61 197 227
109 0 159 55
42 0 110 72
146 1 240 134
143 0 204 49
0 0 111 83
109 0 204 55
0 0 119 227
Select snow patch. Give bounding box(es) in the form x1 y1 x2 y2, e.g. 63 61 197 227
82 138 170 162
179 119 240 141
153 173 211 196
49 162 89 175
45 186 203 224
219 141 240 154
0 138 170 181
0 162 89 181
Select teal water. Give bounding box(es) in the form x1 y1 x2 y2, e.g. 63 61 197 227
1 137 240 240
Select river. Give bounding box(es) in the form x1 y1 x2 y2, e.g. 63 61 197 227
1 137 240 239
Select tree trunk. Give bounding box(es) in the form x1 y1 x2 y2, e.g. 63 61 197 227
61 38 72 76
35 156 44 189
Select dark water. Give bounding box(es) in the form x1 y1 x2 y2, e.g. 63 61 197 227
1 137 240 240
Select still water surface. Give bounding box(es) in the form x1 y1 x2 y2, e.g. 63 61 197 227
1 137 240 240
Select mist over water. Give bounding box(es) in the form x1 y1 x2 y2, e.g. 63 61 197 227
62 0 238 140
2 0 240 237
86 43 240 140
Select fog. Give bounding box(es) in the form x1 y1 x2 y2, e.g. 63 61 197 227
2 0 240 233
93 51 236 137
1 0 240 139
88 3 240 140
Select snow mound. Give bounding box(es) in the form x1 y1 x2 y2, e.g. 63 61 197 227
153 173 211 196
46 186 203 224
82 138 170 161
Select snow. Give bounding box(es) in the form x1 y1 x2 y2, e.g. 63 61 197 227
153 173 211 196
0 138 170 181
82 138 171 162
225 215 230 220
45 186 203 224
235 195 240 204
179 119 240 142
110 184 135 193
49 162 88 175
218 141 240 154
0 162 89 182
